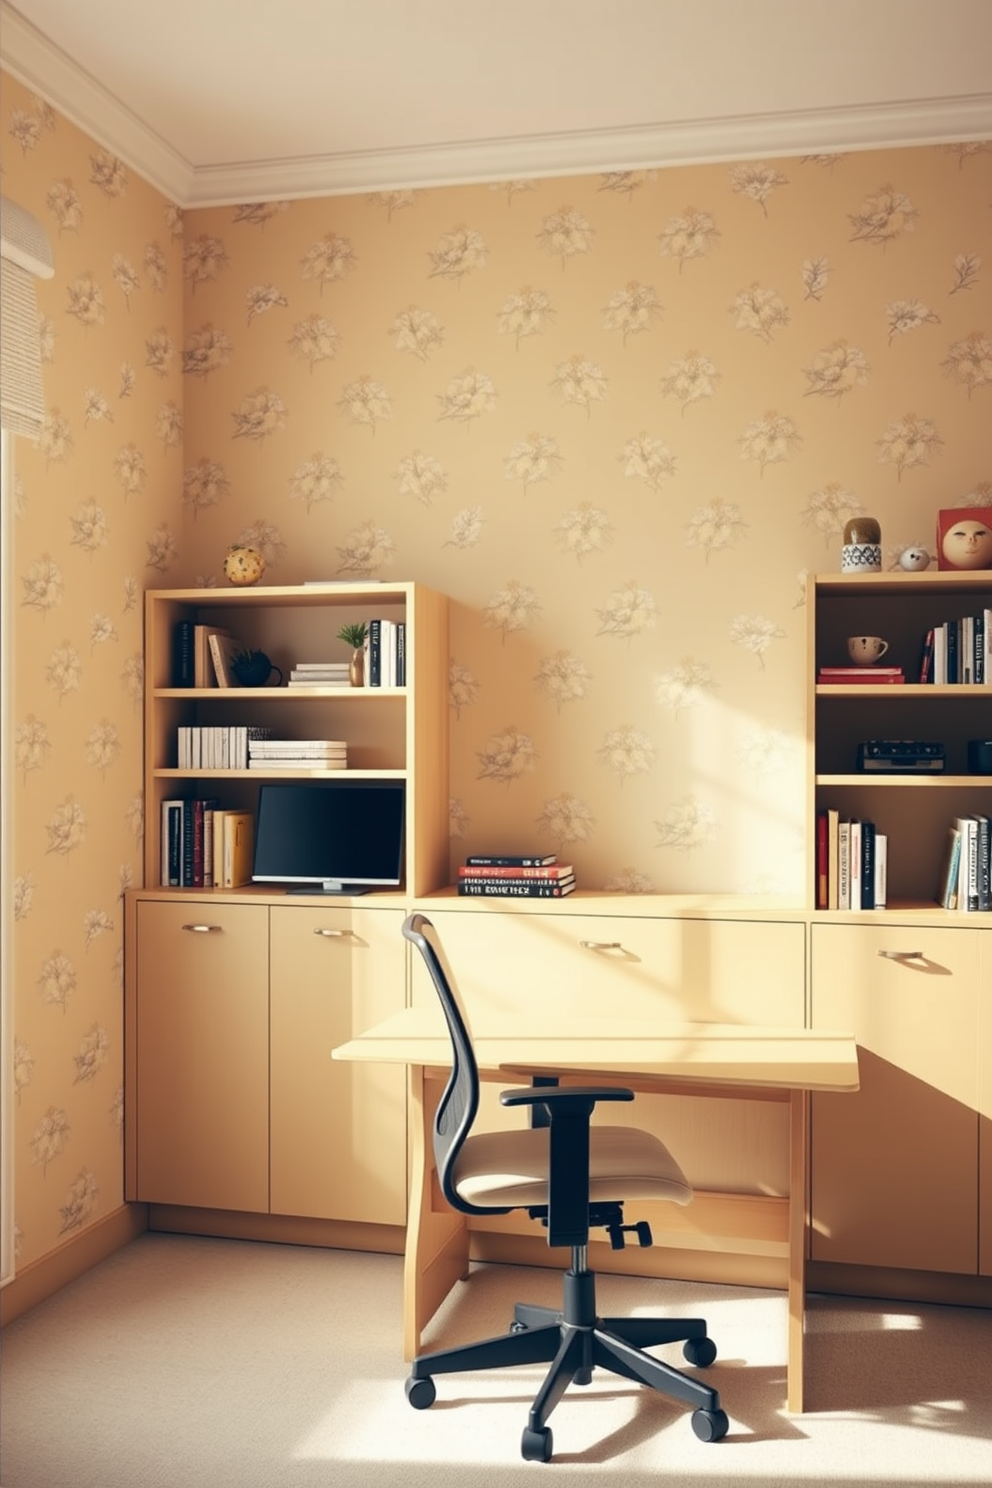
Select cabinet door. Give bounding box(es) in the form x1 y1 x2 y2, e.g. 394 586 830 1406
979 931 992 1277
270 904 407 1224
810 923 980 1274
133 901 269 1211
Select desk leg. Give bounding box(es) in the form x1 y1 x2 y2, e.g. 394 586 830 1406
403 1065 470 1361
786 1089 808 1414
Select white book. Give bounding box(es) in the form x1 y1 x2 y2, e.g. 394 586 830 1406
293 660 350 670
961 616 974 684
933 625 947 684
247 759 349 770
873 833 887 910
381 618 396 687
837 820 851 910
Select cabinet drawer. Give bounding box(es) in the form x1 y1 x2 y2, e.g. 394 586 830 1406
810 922 980 1273
418 910 806 1026
133 901 269 1211
270 904 408 1224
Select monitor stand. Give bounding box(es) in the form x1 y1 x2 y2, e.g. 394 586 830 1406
285 881 371 895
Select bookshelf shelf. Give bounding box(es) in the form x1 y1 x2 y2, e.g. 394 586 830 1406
143 582 449 895
808 570 992 911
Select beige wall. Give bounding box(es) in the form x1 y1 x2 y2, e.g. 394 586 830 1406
3 73 183 1270
3 67 989 1272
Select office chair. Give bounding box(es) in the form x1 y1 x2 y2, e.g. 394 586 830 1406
401 912 728 1463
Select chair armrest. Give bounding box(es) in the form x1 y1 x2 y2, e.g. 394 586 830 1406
500 1086 635 1248
500 1086 634 1109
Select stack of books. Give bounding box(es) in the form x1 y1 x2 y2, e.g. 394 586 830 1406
247 738 348 770
921 612 991 684
365 618 407 687
177 724 272 768
288 662 352 689
817 665 905 685
456 854 576 898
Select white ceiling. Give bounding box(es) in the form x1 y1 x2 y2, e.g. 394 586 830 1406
3 0 991 206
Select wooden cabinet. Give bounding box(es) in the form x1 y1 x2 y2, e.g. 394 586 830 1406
270 903 407 1224
808 571 992 909
980 932 992 1277
127 897 408 1225
143 582 449 898
810 921 982 1274
131 900 270 1212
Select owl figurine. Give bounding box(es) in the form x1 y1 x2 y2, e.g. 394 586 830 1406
898 547 931 571
223 545 266 586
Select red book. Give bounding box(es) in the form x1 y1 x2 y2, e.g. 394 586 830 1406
458 863 574 880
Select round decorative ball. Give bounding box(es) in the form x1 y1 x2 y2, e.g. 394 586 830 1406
899 546 931 571
223 545 265 586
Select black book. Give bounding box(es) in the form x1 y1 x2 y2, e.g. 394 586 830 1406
368 618 382 687
946 620 959 684
181 799 195 887
976 816 991 911
974 613 985 685
466 853 557 867
860 821 876 909
395 621 406 686
173 620 194 687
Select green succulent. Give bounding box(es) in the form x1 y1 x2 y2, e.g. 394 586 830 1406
336 621 368 649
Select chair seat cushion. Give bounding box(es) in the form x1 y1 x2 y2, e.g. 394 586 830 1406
452 1125 693 1209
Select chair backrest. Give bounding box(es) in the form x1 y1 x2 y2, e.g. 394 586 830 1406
402 913 497 1215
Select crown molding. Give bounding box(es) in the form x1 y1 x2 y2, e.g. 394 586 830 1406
3 3 991 210
185 95 992 207
0 4 193 203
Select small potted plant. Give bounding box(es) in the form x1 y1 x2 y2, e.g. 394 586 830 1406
337 622 368 687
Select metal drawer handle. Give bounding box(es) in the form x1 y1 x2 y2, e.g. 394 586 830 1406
181 923 222 933
313 928 350 938
877 949 923 960
579 940 622 951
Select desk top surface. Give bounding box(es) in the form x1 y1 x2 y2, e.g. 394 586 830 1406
333 1008 860 1092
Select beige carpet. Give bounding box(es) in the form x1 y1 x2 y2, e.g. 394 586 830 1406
1 1233 989 1487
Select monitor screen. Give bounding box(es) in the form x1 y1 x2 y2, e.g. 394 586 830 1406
252 780 405 893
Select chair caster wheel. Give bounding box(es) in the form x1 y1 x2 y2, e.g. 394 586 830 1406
683 1335 717 1367
405 1375 436 1410
521 1424 553 1461
691 1407 729 1442
509 1320 528 1333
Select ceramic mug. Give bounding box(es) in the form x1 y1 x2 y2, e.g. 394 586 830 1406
847 635 889 666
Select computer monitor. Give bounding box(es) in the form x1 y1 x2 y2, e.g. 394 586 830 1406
252 779 405 893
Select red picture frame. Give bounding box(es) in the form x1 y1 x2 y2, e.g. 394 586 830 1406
936 507 992 571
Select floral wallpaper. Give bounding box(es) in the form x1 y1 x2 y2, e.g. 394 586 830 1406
3 72 183 1272
2 62 990 1277
178 144 990 892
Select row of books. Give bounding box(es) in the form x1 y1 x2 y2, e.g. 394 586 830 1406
365 618 406 687
176 726 273 769
456 853 575 898
172 622 241 688
920 612 991 684
160 799 254 888
937 815 992 912
815 810 887 910
246 738 348 770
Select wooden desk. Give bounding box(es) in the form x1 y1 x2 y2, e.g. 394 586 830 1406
333 1009 859 1413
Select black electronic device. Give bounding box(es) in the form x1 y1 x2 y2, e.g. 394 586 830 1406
252 779 405 893
857 740 945 773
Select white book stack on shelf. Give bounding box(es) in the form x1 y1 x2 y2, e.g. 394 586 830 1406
287 661 352 689
247 739 348 771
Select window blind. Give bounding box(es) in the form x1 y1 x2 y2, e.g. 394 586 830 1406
0 196 54 442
